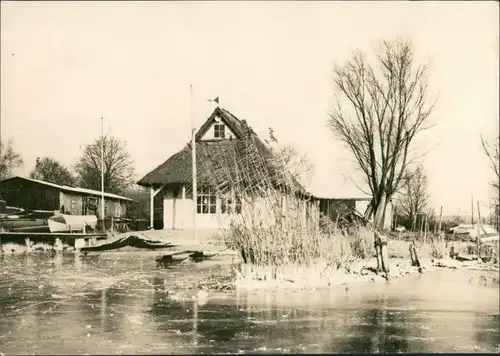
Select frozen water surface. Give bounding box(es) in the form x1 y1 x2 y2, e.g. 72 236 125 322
0 252 498 354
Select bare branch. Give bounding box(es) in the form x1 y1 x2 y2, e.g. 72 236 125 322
328 39 437 229
75 135 135 194
395 165 430 228
480 134 500 203
0 139 23 180
30 157 76 186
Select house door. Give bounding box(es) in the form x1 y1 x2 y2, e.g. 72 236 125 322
153 192 164 229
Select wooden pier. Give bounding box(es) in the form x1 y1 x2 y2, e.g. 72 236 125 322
0 231 108 252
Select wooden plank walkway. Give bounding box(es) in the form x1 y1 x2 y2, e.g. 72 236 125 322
1 232 107 238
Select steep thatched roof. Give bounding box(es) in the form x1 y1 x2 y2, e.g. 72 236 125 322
195 107 255 141
137 107 306 195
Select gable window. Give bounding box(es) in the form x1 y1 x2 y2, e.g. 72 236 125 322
197 186 216 214
214 123 225 138
220 192 242 214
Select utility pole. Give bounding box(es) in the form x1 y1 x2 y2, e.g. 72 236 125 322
471 194 474 226
191 85 198 244
101 117 105 231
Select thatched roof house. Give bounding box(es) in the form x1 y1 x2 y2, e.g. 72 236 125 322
138 107 305 194
138 106 313 230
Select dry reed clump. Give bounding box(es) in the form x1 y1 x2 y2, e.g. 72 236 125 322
199 134 376 285
428 233 447 259
469 269 500 288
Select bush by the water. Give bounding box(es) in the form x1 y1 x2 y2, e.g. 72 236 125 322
223 193 376 283
199 134 377 284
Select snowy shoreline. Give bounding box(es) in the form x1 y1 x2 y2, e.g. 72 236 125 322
233 257 499 290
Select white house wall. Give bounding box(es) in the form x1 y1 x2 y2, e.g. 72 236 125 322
162 187 228 230
160 187 320 231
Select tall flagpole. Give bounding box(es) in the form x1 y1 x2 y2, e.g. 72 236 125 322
101 117 105 230
191 85 198 243
471 194 474 226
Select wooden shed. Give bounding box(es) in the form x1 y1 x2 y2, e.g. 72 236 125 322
317 195 393 230
0 176 133 219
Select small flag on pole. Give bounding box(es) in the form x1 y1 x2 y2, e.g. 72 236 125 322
208 97 219 105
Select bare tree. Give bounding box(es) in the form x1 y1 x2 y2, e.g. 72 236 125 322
480 134 499 199
328 39 437 229
75 135 135 195
397 165 430 229
30 156 76 186
481 134 500 230
266 127 314 186
0 139 23 180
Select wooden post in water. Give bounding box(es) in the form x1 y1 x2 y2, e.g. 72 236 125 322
409 240 423 272
375 230 390 278
24 237 31 253
374 230 383 273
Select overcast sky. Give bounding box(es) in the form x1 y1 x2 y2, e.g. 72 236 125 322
1 1 498 216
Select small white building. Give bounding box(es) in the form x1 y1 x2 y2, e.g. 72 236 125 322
138 107 319 230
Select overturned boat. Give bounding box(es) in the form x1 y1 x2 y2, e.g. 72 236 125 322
80 233 176 252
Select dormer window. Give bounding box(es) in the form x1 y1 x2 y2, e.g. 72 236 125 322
214 123 225 138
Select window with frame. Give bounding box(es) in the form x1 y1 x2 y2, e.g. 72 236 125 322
88 197 99 210
115 203 122 217
197 186 216 214
220 193 242 214
214 123 225 138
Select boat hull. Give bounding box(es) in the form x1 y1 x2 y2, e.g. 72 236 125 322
48 214 98 233
0 218 50 232
80 234 175 252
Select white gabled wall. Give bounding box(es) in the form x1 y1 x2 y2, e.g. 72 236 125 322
162 186 225 230
200 121 236 141
162 187 272 230
161 186 321 232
